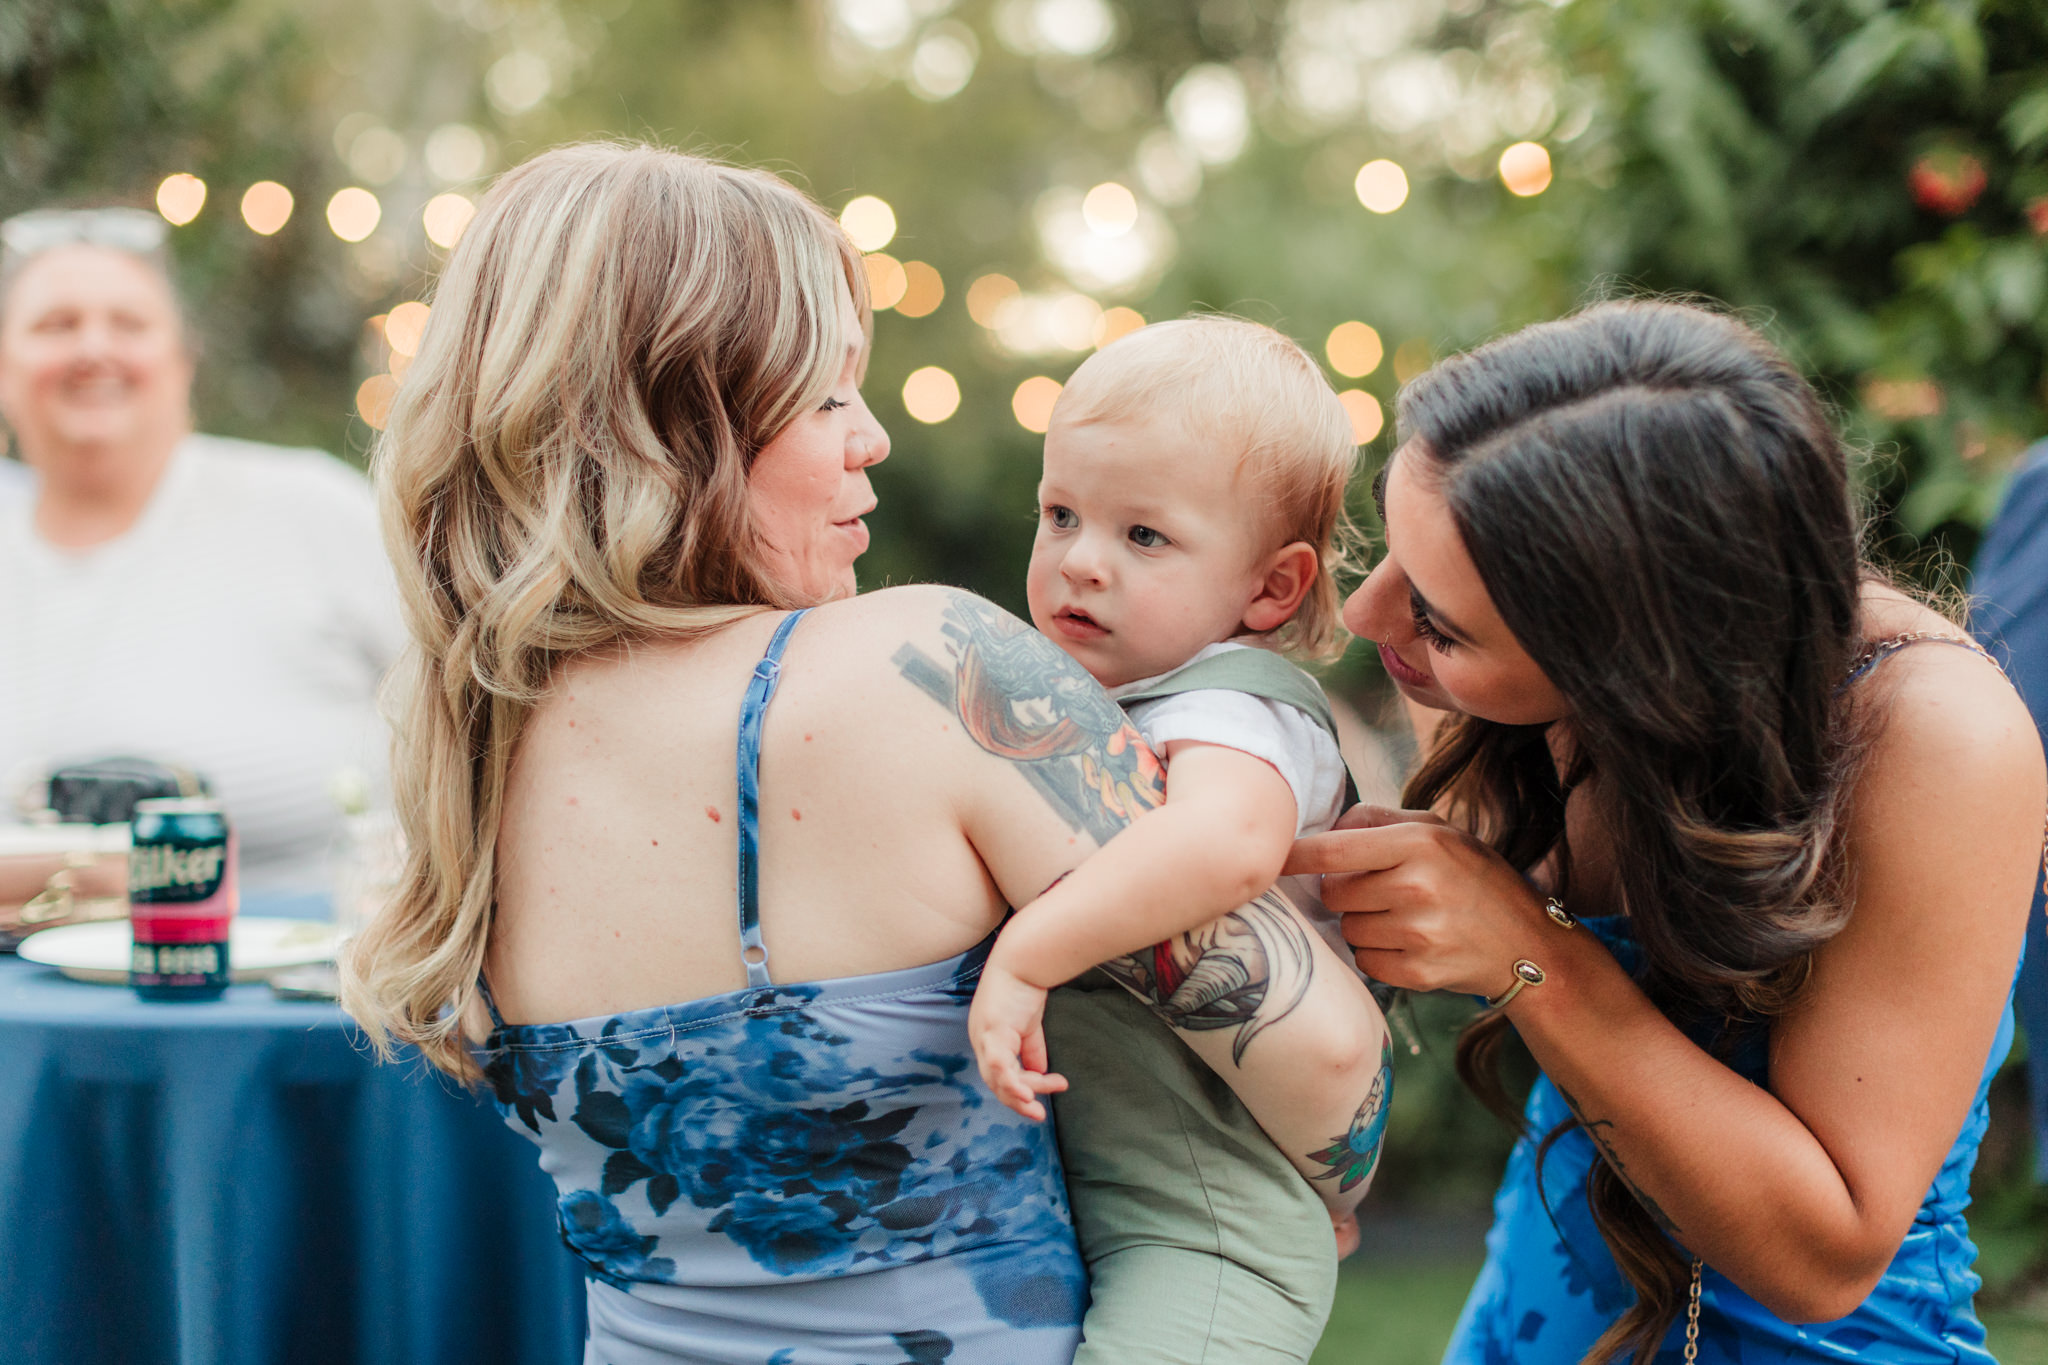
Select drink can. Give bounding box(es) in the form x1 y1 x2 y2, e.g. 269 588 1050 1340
128 797 236 1001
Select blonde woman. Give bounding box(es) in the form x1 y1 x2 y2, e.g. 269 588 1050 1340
342 143 1384 1364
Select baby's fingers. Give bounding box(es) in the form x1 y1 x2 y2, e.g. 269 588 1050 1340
1003 1067 1068 1122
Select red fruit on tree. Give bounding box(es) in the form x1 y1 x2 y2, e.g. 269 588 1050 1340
2028 198 2048 236
1908 152 1988 216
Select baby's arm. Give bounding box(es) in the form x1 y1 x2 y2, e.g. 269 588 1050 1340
968 741 1298 1110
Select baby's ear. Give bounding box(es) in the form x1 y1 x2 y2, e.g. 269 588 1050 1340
1242 542 1319 633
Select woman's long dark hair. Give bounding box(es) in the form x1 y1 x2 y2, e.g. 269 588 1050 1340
1397 301 1870 1362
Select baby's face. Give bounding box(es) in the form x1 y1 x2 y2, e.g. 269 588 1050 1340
1027 412 1272 688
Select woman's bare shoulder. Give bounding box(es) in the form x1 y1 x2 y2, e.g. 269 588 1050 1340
1847 610 2043 903
1854 591 2037 784
805 582 1014 636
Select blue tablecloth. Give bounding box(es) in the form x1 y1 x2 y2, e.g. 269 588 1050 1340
0 896 585 1365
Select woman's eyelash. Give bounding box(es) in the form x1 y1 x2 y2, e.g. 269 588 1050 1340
1410 598 1457 653
820 396 849 412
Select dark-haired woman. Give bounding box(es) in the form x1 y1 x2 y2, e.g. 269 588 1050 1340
1288 300 2045 1362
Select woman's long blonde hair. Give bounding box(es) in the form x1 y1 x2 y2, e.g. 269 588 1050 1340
339 142 869 1079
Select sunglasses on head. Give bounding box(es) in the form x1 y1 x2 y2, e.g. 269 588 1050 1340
1 208 168 260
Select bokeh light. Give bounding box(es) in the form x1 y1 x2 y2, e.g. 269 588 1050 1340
908 24 978 101
902 366 961 423
424 123 488 183
988 291 1103 357
1168 65 1250 165
864 253 909 311
155 174 206 226
384 301 432 357
1325 321 1384 378
1354 160 1409 214
840 195 897 252
1393 337 1433 385
897 261 944 318
345 125 407 184
487 52 552 115
1037 186 1175 295
1498 142 1553 197
967 274 1020 327
1093 306 1146 348
422 193 477 249
1012 376 1063 433
356 374 398 430
1338 390 1384 444
1082 182 1139 237
240 182 294 235
995 0 1117 58
325 188 381 243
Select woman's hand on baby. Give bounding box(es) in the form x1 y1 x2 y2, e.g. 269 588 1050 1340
969 962 1068 1121
1285 804 1548 996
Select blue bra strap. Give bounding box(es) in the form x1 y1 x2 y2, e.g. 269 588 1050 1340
476 972 507 1029
736 609 810 987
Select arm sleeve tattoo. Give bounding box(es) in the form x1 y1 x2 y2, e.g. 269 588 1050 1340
894 591 1314 1064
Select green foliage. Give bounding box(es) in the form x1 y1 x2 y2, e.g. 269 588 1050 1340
1544 0 2048 557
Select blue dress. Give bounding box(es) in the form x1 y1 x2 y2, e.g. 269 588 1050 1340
1446 636 2018 1364
477 611 1088 1365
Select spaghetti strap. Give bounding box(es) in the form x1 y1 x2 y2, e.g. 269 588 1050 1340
736 610 810 987
1840 631 2000 690
476 972 508 1030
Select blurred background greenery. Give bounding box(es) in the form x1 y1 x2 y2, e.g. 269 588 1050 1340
7 0 2048 1354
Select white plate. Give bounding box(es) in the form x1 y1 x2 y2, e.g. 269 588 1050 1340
19 917 341 985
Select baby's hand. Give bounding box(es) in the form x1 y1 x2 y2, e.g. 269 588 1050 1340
969 961 1067 1121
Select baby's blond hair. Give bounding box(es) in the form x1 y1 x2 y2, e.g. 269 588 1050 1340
1051 315 1362 662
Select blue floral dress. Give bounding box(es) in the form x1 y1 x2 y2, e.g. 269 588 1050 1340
478 611 1088 1365
1446 637 2018 1365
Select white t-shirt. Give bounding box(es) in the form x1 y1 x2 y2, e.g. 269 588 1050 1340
0 435 405 892
1110 641 1352 956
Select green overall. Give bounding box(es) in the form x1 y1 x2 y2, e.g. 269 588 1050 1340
1046 647 1349 1365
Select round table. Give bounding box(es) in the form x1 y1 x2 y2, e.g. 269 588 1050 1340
0 896 584 1365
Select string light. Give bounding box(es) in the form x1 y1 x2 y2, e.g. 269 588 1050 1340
384 302 432 357
902 366 961 423
240 182 294 235
1325 322 1383 378
1081 182 1138 237
1337 390 1384 444
1092 307 1146 348
1353 160 1409 214
897 261 945 318
967 274 1020 327
356 374 398 430
840 196 897 252
326 188 381 243
1012 377 1063 433
864 253 909 311
422 193 477 249
155 174 206 226
1393 338 1433 385
1498 142 1553 197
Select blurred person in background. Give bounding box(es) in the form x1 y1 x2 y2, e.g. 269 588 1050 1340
0 207 403 893
1971 440 2048 1184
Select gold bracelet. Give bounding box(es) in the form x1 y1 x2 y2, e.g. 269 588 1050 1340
1544 896 1578 930
1485 959 1547 1010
